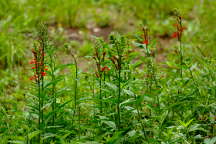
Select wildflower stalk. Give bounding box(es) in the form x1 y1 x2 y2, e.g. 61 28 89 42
93 39 106 113
31 44 46 143
172 14 186 78
38 23 48 134
70 52 78 112
109 34 126 129
142 27 160 107
29 23 49 143
179 40 183 78
117 62 121 129
70 51 81 138
171 13 186 119
99 76 102 113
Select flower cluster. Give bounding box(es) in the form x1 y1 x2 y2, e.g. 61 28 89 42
93 45 111 78
29 48 48 81
171 16 186 41
101 66 110 72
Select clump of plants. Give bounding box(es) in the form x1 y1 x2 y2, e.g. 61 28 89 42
0 10 215 143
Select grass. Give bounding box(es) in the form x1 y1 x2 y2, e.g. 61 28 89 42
0 0 216 143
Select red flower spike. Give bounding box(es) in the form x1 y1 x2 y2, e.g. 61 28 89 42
32 67 36 69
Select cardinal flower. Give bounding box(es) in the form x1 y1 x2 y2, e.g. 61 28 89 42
171 16 186 41
101 66 110 72
143 40 149 45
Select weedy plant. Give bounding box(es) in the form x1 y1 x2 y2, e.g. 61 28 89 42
1 1 216 143
28 23 49 143
93 38 107 114
109 34 127 130
142 27 160 107
171 12 186 78
28 23 66 143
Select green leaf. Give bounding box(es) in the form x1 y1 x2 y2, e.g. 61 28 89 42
105 82 118 91
55 63 74 71
99 115 108 120
123 89 135 97
27 130 41 140
132 60 143 68
61 130 76 139
43 133 56 140
7 141 24 144
178 119 193 128
120 98 135 107
127 130 136 137
189 124 208 133
204 137 216 144
44 77 64 88
103 121 116 130
133 42 144 48
106 131 123 144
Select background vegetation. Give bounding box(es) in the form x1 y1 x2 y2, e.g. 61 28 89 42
0 0 215 143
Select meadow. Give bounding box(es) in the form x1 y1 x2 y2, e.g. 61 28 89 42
0 0 215 143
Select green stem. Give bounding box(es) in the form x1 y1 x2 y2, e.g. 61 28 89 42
179 41 183 78
135 94 147 140
38 80 41 143
99 76 103 113
117 64 121 129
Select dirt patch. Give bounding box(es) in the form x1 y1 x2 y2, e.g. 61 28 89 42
66 27 83 42
155 33 176 62
89 26 113 40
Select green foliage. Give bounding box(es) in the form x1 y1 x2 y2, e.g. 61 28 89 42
0 0 216 143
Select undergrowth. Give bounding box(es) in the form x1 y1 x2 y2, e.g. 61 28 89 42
0 1 215 144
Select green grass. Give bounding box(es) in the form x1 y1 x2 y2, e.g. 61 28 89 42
0 0 216 143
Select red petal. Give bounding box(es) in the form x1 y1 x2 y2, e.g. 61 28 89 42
143 40 149 45
171 32 178 38
41 72 46 76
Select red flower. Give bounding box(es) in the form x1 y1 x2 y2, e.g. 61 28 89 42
172 32 178 38
101 66 110 72
29 59 36 64
29 75 37 81
171 16 186 40
143 40 149 45
32 67 36 69
44 66 48 71
41 72 46 76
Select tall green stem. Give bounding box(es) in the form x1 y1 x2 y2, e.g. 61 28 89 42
179 41 183 78
117 67 121 129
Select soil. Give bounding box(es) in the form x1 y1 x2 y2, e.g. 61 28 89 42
48 23 174 72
